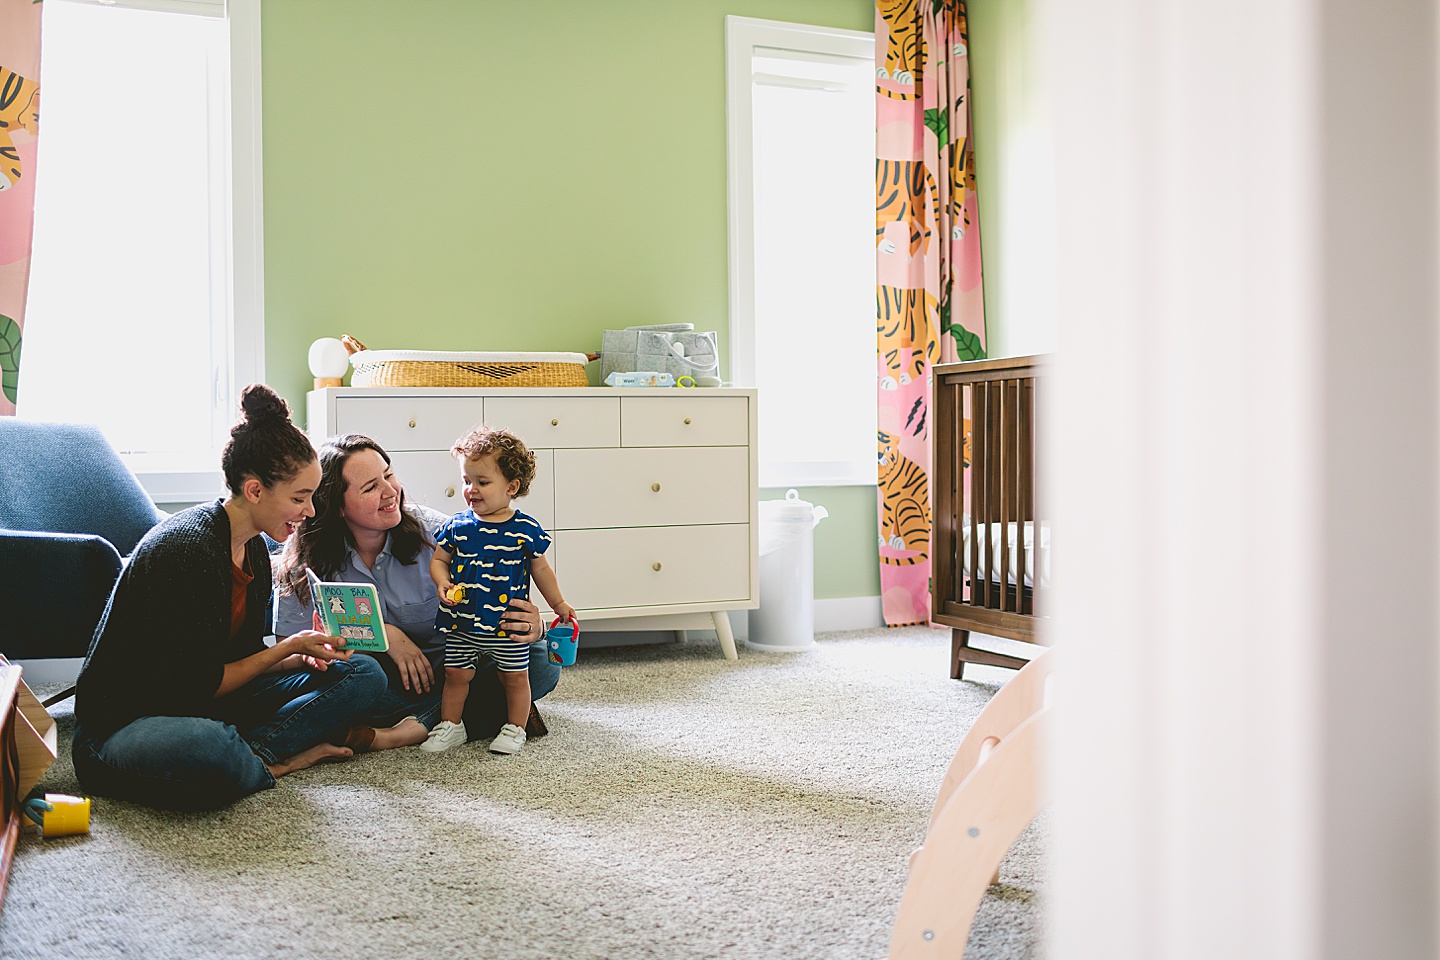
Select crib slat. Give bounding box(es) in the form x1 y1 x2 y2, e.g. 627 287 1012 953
1018 377 1033 616
1028 376 1041 617
1005 377 1019 613
1011 377 1022 610
933 375 959 616
990 377 1002 607
957 381 968 605
998 378 1012 612
985 380 1000 605
970 382 986 608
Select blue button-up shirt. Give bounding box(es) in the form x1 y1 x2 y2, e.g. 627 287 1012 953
272 504 449 658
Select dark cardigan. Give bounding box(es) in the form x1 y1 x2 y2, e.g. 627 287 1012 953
75 500 272 740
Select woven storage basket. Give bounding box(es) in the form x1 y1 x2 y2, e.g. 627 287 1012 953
349 350 590 388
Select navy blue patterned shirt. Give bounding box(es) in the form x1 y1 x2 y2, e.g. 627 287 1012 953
433 509 552 638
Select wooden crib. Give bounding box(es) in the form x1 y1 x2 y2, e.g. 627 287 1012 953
932 355 1050 678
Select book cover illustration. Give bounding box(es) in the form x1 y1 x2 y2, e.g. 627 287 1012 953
307 569 389 653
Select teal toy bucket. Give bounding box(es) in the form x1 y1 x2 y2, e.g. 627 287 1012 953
546 616 580 665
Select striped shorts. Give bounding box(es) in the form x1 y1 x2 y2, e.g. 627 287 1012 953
444 632 531 673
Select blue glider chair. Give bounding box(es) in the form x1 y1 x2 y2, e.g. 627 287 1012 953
0 420 163 667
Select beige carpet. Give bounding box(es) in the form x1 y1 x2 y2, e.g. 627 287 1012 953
0 627 1046 960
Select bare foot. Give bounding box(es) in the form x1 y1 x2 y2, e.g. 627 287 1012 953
371 717 428 751
266 742 352 778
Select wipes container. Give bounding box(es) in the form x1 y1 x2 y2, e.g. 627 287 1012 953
747 490 829 652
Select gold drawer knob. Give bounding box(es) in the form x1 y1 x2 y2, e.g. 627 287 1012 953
408 420 416 428
651 482 661 492
551 418 559 426
652 562 662 572
683 418 692 425
444 486 455 498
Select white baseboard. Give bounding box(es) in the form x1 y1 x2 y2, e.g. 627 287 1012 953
14 658 83 686
814 595 885 634
585 596 885 648
736 595 884 638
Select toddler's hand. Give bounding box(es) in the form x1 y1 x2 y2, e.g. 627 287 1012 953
438 581 463 606
555 602 577 623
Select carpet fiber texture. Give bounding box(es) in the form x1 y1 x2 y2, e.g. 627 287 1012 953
0 627 1046 959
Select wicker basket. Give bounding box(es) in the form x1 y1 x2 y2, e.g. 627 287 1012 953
349 350 590 388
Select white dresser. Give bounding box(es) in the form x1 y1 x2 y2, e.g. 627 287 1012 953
306 387 758 659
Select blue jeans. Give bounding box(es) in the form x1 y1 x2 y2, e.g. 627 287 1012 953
73 656 388 811
365 640 562 737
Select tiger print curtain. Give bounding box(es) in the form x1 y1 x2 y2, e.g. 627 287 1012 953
0 0 43 416
875 0 985 626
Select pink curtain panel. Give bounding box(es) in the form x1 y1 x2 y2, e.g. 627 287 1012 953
875 0 986 626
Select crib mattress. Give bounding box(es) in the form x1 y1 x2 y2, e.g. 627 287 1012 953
960 517 1051 589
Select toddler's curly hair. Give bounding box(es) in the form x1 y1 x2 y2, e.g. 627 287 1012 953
451 426 536 498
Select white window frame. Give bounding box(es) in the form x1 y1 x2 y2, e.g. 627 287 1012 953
724 16 876 488
31 0 264 503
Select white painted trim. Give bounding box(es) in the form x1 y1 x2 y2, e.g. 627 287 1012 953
229 0 265 400
14 659 83 687
724 16 874 391
54 0 224 17
729 596 884 639
815 595 884 633
724 16 758 390
133 469 226 504
608 596 884 643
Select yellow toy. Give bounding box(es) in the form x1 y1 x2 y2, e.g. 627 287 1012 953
445 584 465 603
23 793 91 837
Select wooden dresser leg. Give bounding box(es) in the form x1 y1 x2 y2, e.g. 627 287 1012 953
951 629 971 680
713 611 739 661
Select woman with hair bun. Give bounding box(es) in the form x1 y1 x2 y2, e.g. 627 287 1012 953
73 384 411 811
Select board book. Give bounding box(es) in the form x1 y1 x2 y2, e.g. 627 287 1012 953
307 570 389 653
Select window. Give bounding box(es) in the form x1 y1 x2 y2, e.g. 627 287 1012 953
725 17 876 488
17 0 263 502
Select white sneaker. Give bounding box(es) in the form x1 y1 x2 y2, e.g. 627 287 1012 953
419 720 467 753
489 723 526 755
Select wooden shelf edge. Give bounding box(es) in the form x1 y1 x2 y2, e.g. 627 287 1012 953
0 799 16 919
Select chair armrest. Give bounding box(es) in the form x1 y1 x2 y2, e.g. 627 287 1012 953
0 529 124 661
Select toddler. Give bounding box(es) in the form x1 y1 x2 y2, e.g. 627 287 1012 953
422 427 574 755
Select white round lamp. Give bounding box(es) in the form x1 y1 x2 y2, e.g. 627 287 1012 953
308 337 350 389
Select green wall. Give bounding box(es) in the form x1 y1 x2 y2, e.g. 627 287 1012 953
968 0 1053 358
261 0 874 402
260 0 1030 603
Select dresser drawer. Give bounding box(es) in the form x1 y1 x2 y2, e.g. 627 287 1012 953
485 397 620 449
557 524 749 610
553 447 748 529
390 449 555 532
621 396 750 447
333 397 484 453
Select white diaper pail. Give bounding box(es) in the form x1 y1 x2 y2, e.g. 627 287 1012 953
747 490 829 652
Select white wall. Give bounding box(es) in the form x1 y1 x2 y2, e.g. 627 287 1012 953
1044 0 1438 957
